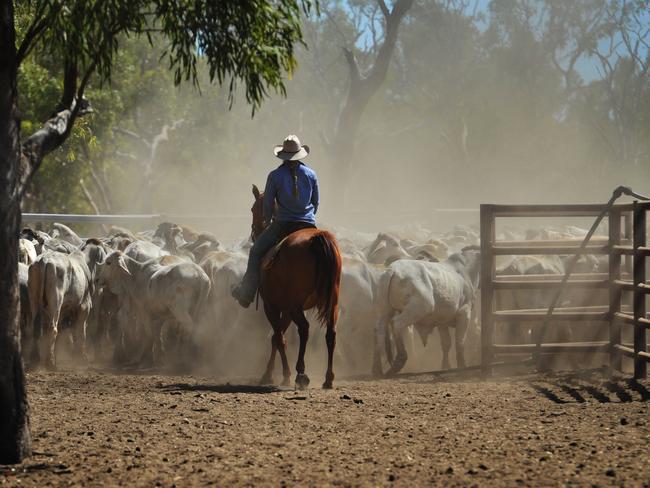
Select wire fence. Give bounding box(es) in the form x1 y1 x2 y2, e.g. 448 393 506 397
22 209 481 237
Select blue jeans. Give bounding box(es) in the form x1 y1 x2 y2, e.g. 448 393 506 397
238 220 315 300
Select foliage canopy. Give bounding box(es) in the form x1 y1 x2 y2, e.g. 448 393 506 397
16 0 314 111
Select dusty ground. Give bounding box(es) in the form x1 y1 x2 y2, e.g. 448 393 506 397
1 367 649 487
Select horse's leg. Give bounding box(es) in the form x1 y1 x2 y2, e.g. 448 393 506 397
260 303 279 384
323 320 337 389
277 312 292 386
260 304 291 385
260 335 278 385
292 310 310 390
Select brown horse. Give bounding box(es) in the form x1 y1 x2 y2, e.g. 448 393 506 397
249 185 342 389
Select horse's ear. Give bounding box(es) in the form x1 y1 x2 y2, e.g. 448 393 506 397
252 184 261 200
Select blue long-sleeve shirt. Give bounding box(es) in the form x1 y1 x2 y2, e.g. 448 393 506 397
263 161 319 224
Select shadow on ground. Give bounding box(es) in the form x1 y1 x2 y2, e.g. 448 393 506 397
529 373 650 404
346 362 650 404
156 382 285 394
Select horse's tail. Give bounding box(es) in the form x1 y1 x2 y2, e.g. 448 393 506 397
310 231 342 327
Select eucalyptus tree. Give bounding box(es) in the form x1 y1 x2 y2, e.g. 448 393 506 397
0 0 314 464
311 0 414 201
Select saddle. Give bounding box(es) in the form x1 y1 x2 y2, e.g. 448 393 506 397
261 221 316 271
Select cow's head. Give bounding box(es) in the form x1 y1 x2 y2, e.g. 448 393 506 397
97 251 132 296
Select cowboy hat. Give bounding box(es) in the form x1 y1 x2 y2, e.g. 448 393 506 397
273 134 310 160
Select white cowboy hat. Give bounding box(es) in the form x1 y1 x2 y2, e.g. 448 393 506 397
273 134 310 160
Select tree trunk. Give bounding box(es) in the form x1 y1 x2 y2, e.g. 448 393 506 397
0 0 32 464
329 0 414 204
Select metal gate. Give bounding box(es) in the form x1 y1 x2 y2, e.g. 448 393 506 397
480 202 650 378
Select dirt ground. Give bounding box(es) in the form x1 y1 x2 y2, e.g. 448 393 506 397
1 367 649 487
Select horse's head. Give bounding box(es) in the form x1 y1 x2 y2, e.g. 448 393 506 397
251 184 266 242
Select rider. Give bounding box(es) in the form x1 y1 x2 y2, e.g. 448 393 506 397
231 134 319 308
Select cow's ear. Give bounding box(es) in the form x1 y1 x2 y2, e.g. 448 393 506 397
118 257 131 276
252 184 261 200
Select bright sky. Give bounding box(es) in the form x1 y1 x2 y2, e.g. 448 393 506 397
346 0 648 85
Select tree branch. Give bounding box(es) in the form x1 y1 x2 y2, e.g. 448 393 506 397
113 127 152 148
377 0 390 20
81 142 113 213
89 167 112 212
15 3 60 65
343 47 361 83
80 178 101 215
80 179 109 233
17 62 95 196
366 0 414 90
149 119 184 163
57 61 78 113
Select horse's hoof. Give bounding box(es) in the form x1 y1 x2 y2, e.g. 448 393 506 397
371 366 383 378
295 374 310 390
322 381 333 390
281 377 291 387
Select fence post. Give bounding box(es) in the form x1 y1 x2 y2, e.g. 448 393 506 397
609 208 622 375
633 201 647 379
480 204 495 376
623 212 633 277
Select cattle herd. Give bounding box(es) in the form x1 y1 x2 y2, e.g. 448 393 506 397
16 220 613 380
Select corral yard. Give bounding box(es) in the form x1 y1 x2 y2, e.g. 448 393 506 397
2 368 649 487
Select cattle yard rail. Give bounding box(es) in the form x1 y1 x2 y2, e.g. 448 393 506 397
480 202 650 379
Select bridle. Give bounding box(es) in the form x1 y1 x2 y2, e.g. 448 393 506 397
250 197 267 242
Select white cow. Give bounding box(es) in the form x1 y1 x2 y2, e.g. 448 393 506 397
27 244 104 369
366 233 447 266
366 233 411 265
124 240 168 262
337 256 384 373
19 238 37 265
373 246 480 375
18 262 35 364
98 251 211 366
51 222 83 247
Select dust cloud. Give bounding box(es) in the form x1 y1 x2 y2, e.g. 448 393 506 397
26 3 650 379
89 8 650 240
